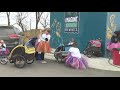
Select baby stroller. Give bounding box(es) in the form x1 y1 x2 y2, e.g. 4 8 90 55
54 44 72 62
7 37 37 68
83 38 102 58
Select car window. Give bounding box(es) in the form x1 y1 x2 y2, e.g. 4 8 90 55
14 27 21 34
0 28 15 36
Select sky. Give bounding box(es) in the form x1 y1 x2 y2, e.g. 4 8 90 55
0 12 50 31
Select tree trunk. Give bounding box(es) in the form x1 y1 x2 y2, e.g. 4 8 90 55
36 12 38 29
6 12 10 26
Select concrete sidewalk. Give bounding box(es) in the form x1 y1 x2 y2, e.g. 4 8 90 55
45 49 120 72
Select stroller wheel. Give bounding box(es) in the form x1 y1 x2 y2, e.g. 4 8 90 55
87 54 92 58
87 53 92 58
0 58 8 65
13 55 26 68
54 52 58 60
54 51 63 62
26 59 34 64
54 52 63 63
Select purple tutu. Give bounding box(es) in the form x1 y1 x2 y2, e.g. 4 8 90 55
0 48 10 56
65 53 88 69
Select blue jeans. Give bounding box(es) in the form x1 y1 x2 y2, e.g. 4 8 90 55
35 52 44 60
35 52 41 60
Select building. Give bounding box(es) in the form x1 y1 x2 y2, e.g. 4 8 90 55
50 12 120 57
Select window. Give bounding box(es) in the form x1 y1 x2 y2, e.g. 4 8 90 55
0 28 15 36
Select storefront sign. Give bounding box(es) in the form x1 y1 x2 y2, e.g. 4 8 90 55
64 12 79 33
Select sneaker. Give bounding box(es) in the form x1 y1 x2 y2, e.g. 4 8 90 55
41 61 47 64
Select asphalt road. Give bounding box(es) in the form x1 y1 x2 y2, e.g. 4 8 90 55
0 59 120 77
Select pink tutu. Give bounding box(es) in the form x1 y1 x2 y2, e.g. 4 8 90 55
107 42 120 51
64 53 88 69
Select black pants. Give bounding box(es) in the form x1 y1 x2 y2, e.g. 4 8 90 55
35 52 44 60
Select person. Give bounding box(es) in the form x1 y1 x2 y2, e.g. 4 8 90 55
0 40 10 55
111 33 118 43
0 40 6 52
64 42 88 69
36 29 51 63
59 38 75 52
68 38 75 46
117 33 120 42
35 30 44 61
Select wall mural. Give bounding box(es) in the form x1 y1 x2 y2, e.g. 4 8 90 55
106 14 116 39
51 19 63 46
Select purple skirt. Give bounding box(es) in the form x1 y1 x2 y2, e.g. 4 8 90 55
65 54 88 69
0 48 10 56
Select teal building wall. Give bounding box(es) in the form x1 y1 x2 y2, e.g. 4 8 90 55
50 12 120 57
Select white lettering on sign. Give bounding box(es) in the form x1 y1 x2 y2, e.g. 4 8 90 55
65 16 78 22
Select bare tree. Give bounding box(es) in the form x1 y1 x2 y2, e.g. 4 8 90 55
6 12 10 26
16 12 28 32
40 12 50 29
35 12 43 29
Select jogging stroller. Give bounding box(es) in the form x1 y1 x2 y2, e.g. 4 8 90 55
54 44 72 62
8 37 37 68
83 38 102 58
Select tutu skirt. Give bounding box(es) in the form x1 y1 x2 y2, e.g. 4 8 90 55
64 53 88 69
36 41 51 53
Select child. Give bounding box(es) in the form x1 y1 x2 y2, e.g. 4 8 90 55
36 29 51 63
0 40 6 51
68 38 75 46
35 31 44 61
0 40 10 55
64 42 88 69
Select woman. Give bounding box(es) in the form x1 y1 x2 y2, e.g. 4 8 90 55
64 42 88 69
36 29 51 63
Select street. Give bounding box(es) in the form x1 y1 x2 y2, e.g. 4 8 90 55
0 59 120 77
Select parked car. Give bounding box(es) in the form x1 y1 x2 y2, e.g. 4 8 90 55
0 26 21 51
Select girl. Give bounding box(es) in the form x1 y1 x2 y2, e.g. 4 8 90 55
64 42 88 69
68 38 75 46
0 40 10 55
35 30 45 61
36 29 51 63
